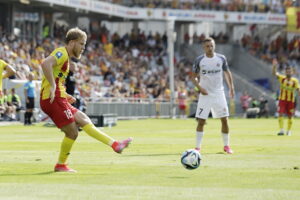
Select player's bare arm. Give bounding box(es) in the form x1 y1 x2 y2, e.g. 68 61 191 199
41 56 57 103
191 72 208 95
224 70 235 98
2 64 16 78
272 58 279 77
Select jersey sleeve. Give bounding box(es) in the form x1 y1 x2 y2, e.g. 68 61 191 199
50 49 67 66
220 55 229 71
24 82 28 90
192 56 202 73
0 59 8 73
277 74 284 82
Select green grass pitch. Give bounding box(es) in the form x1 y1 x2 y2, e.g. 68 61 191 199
0 118 299 200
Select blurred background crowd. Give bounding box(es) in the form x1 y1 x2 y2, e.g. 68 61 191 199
0 0 299 121
105 0 294 13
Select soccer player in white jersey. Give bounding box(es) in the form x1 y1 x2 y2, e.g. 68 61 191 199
191 37 235 154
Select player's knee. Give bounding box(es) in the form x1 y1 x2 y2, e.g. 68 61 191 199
220 118 228 124
197 119 205 127
61 125 79 140
66 130 78 140
75 111 91 126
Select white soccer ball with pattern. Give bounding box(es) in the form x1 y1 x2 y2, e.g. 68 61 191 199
181 149 201 170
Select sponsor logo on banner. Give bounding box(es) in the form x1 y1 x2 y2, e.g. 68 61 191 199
236 13 285 24
238 15 242 21
168 12 192 18
224 13 228 20
126 11 138 16
194 13 215 19
93 1 112 12
268 16 286 22
69 0 88 7
35 0 286 25
243 15 267 22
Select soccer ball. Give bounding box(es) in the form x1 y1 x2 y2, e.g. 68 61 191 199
181 149 201 170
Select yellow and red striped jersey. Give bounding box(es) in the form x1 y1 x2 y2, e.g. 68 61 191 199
41 47 69 100
0 59 8 93
277 74 299 102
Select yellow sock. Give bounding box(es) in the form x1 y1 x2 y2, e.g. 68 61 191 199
82 123 114 146
287 118 293 131
58 137 75 164
278 117 284 129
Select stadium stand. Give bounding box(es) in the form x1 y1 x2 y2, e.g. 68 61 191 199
0 0 298 120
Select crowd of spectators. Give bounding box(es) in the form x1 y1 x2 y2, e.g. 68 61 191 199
240 32 300 77
2 21 299 121
0 88 22 121
103 0 293 14
0 25 196 109
186 31 229 44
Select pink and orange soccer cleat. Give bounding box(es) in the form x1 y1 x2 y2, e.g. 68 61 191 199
54 163 77 173
112 137 133 153
224 146 234 154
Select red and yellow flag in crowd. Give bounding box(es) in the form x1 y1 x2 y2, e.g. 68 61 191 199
286 7 300 33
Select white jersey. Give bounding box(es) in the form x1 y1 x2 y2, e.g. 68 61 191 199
192 53 229 95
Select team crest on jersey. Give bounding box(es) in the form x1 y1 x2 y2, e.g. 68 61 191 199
217 63 220 67
55 51 63 59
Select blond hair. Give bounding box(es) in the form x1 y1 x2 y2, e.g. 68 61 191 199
65 27 87 44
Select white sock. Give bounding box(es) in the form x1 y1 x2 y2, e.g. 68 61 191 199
196 131 204 149
222 132 230 146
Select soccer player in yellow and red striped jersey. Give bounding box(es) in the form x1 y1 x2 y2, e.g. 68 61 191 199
40 27 132 173
0 59 16 95
272 59 300 136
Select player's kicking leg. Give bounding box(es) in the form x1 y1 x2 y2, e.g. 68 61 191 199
74 111 133 153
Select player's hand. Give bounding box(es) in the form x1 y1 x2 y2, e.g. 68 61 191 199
229 88 235 99
26 98 29 103
199 87 208 95
67 95 76 104
49 86 56 104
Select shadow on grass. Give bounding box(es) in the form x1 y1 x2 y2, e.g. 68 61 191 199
0 171 54 176
124 153 180 157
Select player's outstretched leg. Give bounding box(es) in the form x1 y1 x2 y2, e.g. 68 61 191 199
75 111 133 153
82 123 133 153
112 137 133 153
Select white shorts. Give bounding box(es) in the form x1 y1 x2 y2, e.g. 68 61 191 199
195 93 229 119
